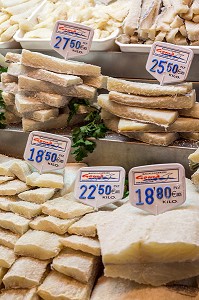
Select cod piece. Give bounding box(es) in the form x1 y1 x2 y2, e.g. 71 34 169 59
192 0 199 14
123 0 142 35
26 172 64 189
9 201 42 219
0 212 29 235
5 111 22 124
22 113 68 132
0 245 16 268
30 215 78 235
0 267 7 285
0 179 30 196
18 76 96 100
2 92 15 106
118 119 163 132
0 159 17 177
3 257 49 289
2 82 18 94
98 95 178 127
10 161 31 182
180 132 199 141
185 20 199 41
0 287 39 300
0 176 14 184
22 91 70 108
42 197 93 219
18 188 55 204
15 93 50 113
60 163 87 196
52 248 100 283
105 261 199 286
188 148 199 163
24 108 59 123
109 90 196 109
97 195 199 265
81 75 107 89
60 235 101 256
68 211 111 237
107 77 192 96
192 169 199 186
22 49 101 76
14 230 62 260
91 276 194 300
122 132 178 146
0 196 18 212
5 52 21 63
180 103 199 118
1 73 17 84
0 228 19 249
38 270 95 300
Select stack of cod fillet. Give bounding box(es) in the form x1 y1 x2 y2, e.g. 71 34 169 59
1 50 108 132
98 77 199 146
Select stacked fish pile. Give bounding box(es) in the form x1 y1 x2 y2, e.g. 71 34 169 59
118 0 199 46
1 50 107 131
98 77 199 146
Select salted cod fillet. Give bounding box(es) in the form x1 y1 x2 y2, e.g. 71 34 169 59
123 0 142 35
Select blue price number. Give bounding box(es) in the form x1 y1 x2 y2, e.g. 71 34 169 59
150 59 179 75
28 148 57 164
79 184 112 200
135 186 172 206
54 36 81 50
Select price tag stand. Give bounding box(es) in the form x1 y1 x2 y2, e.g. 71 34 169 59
74 166 125 209
129 163 186 215
24 131 71 173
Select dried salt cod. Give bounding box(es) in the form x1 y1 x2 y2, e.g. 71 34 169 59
123 0 142 35
181 132 199 141
0 179 30 196
22 113 68 132
109 90 196 109
18 76 96 100
98 94 178 127
0 267 7 285
192 0 199 14
5 52 21 63
68 211 111 237
26 91 69 108
29 215 78 235
52 248 100 283
0 196 18 212
3 257 49 289
0 245 16 268
1 73 17 84
9 160 31 182
42 196 93 219
0 228 19 249
24 108 59 123
14 230 62 260
0 287 39 300
0 212 29 235
38 270 95 300
166 28 188 45
180 103 199 118
2 82 18 95
5 110 21 124
60 235 101 256
9 201 42 219
97 181 199 265
21 49 101 76
91 276 194 300
26 172 64 189
81 75 108 89
105 261 199 286
0 176 14 184
2 92 15 106
172 0 190 13
191 169 199 186
107 77 192 96
18 187 55 204
0 159 17 177
15 93 50 113
185 20 199 41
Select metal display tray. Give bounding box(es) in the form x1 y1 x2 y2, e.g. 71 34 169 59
0 50 198 178
0 128 197 178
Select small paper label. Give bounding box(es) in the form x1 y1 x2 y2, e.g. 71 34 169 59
51 21 94 59
24 131 71 173
146 42 194 84
74 166 126 208
129 163 186 215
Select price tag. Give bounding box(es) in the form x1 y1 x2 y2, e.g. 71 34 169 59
129 163 186 215
24 131 71 173
146 42 194 85
74 166 126 209
51 21 94 59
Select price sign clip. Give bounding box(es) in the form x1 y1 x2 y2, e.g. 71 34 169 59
74 166 126 209
129 163 186 215
51 20 94 59
24 131 71 173
146 42 194 85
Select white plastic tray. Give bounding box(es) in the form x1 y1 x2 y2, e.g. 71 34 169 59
14 0 120 51
115 40 199 54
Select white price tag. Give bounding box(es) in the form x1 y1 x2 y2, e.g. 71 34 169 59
74 166 126 209
51 21 94 59
24 131 71 173
146 42 194 85
129 164 186 215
